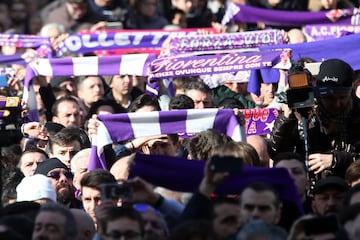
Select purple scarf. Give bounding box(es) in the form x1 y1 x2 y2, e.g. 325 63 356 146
222 3 360 26
89 109 245 170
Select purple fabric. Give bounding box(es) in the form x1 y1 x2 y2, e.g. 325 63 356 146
0 53 26 66
89 109 244 171
169 29 283 55
261 31 360 71
243 108 278 136
0 34 50 48
248 68 280 95
148 50 287 81
98 113 135 143
57 30 207 56
303 24 360 41
129 153 304 214
223 3 359 26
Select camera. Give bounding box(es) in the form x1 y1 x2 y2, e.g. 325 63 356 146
285 63 315 110
99 182 132 200
209 155 243 174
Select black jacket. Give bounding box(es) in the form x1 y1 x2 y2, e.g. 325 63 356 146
270 97 360 177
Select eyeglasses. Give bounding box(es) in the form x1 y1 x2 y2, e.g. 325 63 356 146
47 170 73 180
104 230 141 239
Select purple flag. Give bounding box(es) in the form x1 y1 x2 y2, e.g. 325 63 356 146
89 109 246 170
129 153 304 214
222 2 360 26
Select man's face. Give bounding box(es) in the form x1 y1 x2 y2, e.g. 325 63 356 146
50 141 81 168
142 136 178 156
32 211 67 240
78 76 104 107
275 160 307 199
240 188 281 225
141 209 168 240
19 152 47 177
103 217 142 240
110 75 133 97
53 100 81 127
312 187 346 215
225 82 248 96
318 92 352 117
65 2 88 20
47 168 74 205
186 89 213 109
72 155 89 190
81 186 102 223
213 202 241 240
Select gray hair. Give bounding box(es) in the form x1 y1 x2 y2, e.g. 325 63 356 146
39 23 65 37
70 148 91 173
236 220 287 240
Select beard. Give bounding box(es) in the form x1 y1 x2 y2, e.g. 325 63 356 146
56 184 73 205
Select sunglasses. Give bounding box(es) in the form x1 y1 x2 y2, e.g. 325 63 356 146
47 170 73 180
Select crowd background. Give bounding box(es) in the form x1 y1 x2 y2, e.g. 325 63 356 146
0 0 360 240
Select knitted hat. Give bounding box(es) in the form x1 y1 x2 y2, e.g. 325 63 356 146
34 158 69 176
16 174 57 202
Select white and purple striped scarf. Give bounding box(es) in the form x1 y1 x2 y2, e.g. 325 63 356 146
89 108 246 170
24 54 156 121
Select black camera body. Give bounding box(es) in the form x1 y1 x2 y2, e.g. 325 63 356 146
286 64 315 111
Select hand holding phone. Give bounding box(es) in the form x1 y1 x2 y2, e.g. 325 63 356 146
99 182 132 200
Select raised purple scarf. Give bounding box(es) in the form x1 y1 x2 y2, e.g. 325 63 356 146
129 153 304 214
89 108 245 170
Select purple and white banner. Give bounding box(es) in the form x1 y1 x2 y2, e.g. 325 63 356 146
148 50 291 80
58 28 217 56
242 108 278 136
169 29 283 55
0 34 50 48
303 24 360 41
89 108 246 170
24 54 156 121
28 53 156 77
222 2 360 26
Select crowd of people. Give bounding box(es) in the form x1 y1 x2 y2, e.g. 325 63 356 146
0 0 360 239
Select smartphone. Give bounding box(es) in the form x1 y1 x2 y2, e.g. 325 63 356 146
99 182 132 200
303 215 339 236
0 75 8 87
209 155 243 174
